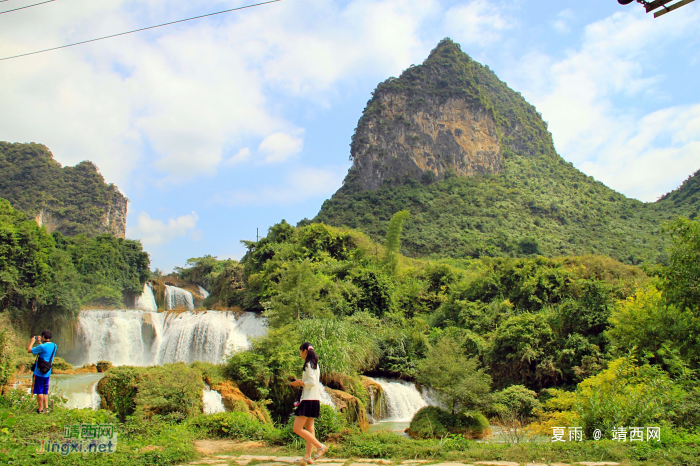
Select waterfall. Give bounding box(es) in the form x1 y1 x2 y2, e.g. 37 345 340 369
164 285 194 311
75 309 267 366
203 383 226 414
369 377 428 422
135 283 158 311
197 285 210 299
91 381 102 410
319 385 337 409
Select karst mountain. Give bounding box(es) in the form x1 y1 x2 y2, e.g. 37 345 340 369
315 38 699 264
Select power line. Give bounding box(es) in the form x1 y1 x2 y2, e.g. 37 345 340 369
0 0 281 62
0 0 54 15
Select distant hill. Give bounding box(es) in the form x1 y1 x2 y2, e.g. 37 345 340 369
0 142 127 238
315 39 699 264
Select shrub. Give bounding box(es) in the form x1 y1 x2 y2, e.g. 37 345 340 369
224 327 299 420
52 357 73 371
0 326 12 388
407 406 489 439
491 384 541 419
575 357 682 438
14 355 34 372
96 360 113 372
98 364 204 421
188 411 277 440
416 335 491 413
133 364 204 418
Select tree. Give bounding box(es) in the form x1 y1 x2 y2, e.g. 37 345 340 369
266 260 332 327
383 210 410 274
487 313 558 389
663 217 700 313
417 336 491 413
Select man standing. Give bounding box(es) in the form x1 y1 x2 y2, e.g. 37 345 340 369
27 330 57 414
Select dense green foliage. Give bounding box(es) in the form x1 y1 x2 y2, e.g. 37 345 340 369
416 335 491 413
0 325 12 389
174 255 237 292
0 199 149 332
408 406 489 439
0 142 127 237
98 364 205 422
317 40 700 264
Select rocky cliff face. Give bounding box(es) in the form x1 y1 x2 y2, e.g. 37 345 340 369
347 39 550 191
352 93 502 190
0 142 128 238
316 39 698 263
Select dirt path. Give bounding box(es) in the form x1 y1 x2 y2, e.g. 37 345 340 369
180 440 622 466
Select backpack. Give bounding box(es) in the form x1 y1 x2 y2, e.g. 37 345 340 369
31 343 57 375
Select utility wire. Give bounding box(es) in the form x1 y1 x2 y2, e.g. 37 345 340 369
0 0 281 61
0 0 54 14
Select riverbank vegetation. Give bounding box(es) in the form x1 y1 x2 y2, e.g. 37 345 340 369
0 198 150 348
1 212 699 464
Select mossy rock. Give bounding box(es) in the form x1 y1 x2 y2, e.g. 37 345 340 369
407 406 489 439
210 380 272 425
361 376 385 421
325 387 369 432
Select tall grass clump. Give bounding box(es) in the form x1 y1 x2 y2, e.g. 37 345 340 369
298 318 379 383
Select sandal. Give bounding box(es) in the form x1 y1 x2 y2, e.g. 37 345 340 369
312 444 328 461
294 457 313 465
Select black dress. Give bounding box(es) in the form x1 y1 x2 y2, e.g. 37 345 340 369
294 400 321 418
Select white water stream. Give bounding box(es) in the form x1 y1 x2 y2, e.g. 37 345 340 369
135 283 158 311
203 383 226 414
366 377 436 434
164 285 194 311
75 310 267 366
197 285 210 299
370 377 428 422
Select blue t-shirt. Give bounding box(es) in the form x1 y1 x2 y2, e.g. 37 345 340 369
31 342 57 377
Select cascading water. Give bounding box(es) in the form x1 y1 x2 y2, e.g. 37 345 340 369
74 309 267 366
135 283 157 311
369 377 428 422
197 285 210 299
319 386 337 409
164 285 194 311
203 383 226 414
91 381 102 410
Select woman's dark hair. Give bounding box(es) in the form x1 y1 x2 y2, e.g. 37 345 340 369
300 342 318 370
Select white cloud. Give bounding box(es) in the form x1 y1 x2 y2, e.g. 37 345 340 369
127 211 199 246
552 9 576 34
215 166 346 206
0 0 449 188
223 147 251 166
258 131 304 164
444 0 512 47
512 8 700 201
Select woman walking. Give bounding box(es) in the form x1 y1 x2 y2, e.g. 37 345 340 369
290 342 328 465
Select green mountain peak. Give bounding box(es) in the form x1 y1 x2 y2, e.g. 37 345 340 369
316 39 699 264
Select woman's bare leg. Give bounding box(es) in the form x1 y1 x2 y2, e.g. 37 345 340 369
293 416 323 454
304 417 315 458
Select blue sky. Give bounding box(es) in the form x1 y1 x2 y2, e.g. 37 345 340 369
1 0 699 273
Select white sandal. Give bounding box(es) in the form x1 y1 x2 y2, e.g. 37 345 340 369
312 444 328 461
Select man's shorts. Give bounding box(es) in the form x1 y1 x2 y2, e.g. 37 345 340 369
32 375 50 395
